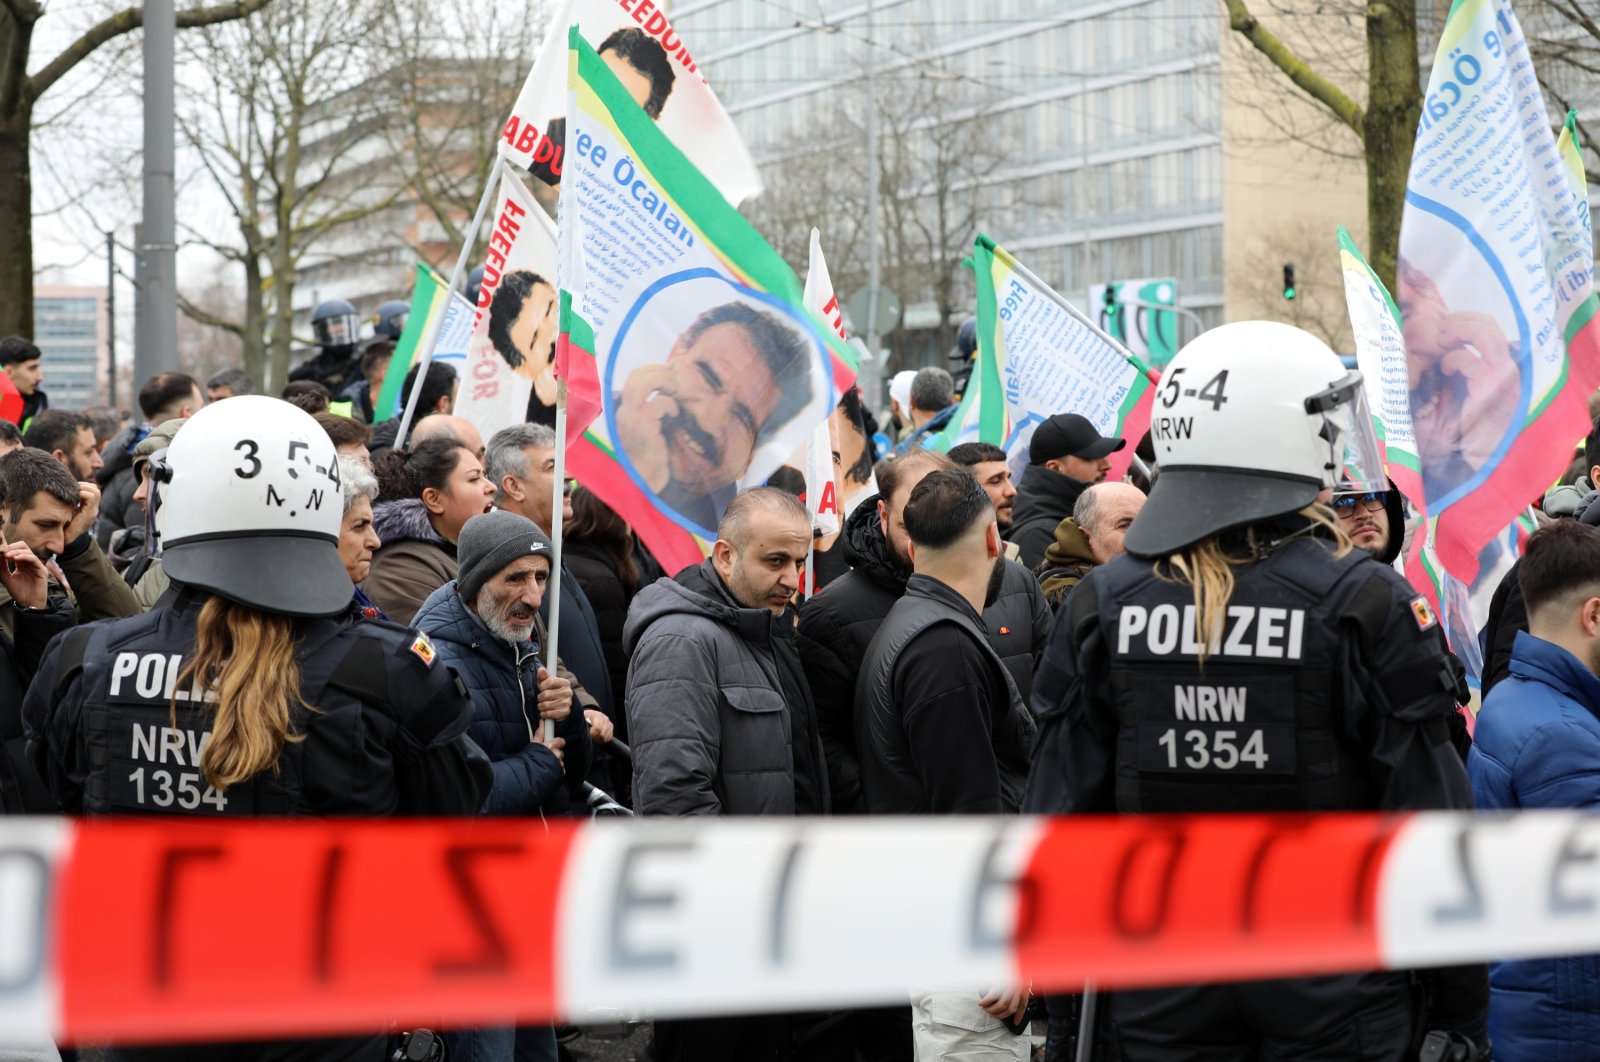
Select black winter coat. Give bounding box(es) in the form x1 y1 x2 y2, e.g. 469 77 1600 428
855 575 1035 814
540 563 613 718
0 598 77 813
1009 464 1092 569
795 499 1050 813
96 424 147 551
564 541 638 733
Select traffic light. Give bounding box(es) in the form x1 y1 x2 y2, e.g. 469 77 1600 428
1282 263 1297 301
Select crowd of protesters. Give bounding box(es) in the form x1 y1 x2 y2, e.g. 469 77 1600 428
6 316 1600 1062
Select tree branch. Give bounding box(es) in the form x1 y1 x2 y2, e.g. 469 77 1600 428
177 292 245 337
1221 0 1366 141
29 0 274 102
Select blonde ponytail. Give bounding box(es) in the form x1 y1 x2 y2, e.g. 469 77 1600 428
170 597 311 790
1157 503 1353 663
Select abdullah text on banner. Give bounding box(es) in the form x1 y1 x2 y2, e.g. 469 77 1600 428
453 168 562 440
556 29 856 574
1396 0 1600 583
499 0 760 207
934 234 1156 483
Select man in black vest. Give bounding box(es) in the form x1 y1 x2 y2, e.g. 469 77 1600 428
856 469 1034 1059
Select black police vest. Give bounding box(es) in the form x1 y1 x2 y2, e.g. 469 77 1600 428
48 616 395 818
1085 537 1388 814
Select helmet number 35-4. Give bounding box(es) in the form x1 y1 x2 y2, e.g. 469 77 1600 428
1160 367 1230 412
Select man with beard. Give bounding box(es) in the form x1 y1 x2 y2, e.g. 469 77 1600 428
23 410 103 482
1330 484 1405 565
615 301 814 534
624 488 825 1060
855 469 1034 1059
0 449 139 635
948 441 1017 536
412 511 591 1061
798 449 1048 817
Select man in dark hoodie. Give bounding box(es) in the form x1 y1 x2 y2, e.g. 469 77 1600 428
1330 484 1406 566
797 450 1050 816
1009 412 1125 568
623 487 825 1061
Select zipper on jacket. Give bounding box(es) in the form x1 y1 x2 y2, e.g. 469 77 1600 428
515 643 539 742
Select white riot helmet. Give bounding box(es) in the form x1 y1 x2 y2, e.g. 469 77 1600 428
1124 321 1385 559
155 396 349 617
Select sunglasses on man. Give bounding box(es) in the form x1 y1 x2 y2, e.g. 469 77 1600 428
1330 491 1388 517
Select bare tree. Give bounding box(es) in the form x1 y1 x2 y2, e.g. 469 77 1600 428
1525 0 1600 185
375 0 547 249
0 0 273 336
743 73 1010 368
174 0 404 389
1222 0 1421 292
176 269 245 380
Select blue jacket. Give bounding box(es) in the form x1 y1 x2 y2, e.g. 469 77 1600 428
414 581 593 816
1469 630 1600 1059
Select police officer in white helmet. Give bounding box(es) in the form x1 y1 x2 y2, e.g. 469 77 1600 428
1026 322 1488 1060
24 397 490 1062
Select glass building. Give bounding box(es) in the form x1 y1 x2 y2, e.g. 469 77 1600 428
32 288 107 409
672 0 1225 369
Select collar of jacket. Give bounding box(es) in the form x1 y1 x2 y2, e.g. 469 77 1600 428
840 495 910 594
676 559 793 645
1508 629 1600 710
371 497 454 552
1043 517 1097 569
1014 463 1091 526
903 572 983 625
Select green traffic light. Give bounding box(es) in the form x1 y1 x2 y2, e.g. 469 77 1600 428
1284 287 1297 301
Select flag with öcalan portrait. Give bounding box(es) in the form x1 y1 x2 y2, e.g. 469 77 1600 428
1339 223 1521 687
556 29 855 575
499 0 759 206
1396 0 1600 588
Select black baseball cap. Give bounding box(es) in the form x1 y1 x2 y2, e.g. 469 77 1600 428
1028 413 1126 466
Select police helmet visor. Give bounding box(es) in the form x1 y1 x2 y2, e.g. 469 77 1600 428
314 312 360 348
1305 372 1384 495
382 308 408 338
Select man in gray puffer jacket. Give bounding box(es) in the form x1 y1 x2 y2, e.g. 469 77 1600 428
624 488 827 1061
624 487 827 819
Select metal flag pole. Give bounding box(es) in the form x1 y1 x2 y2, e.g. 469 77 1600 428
544 378 568 743
395 155 505 449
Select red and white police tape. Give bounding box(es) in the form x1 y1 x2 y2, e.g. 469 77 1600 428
0 811 1591 1045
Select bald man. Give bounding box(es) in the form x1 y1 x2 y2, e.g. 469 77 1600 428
1035 481 1146 609
412 414 485 463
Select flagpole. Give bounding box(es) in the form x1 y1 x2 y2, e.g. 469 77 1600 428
544 378 568 743
396 155 504 449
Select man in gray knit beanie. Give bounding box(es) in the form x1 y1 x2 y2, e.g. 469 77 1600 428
455 508 553 629
411 507 595 1060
